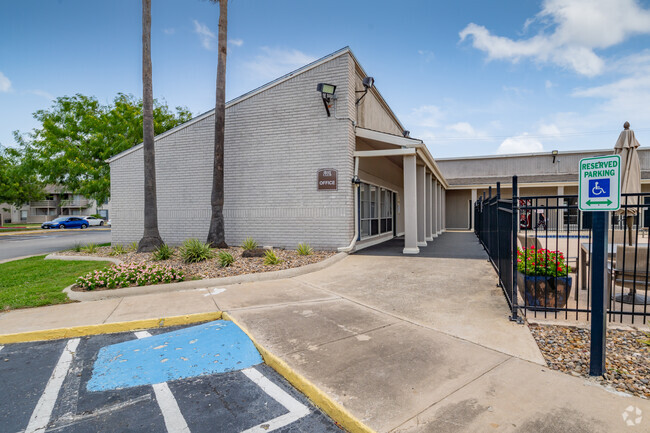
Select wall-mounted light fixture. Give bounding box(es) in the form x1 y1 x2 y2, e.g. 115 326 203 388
403 130 410 138
355 76 375 105
552 149 558 163
317 83 336 117
351 175 361 185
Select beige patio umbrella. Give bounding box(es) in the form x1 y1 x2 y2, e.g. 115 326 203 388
614 121 641 246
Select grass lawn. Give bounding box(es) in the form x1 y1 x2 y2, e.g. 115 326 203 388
0 256 111 310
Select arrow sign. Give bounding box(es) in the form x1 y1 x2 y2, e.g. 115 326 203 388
586 199 612 206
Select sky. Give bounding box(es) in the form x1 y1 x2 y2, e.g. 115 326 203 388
2 0 650 158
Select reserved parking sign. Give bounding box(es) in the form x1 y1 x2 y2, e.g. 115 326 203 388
578 155 621 211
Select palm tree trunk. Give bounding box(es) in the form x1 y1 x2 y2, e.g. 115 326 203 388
138 0 163 252
207 0 228 248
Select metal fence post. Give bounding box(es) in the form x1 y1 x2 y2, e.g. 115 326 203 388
590 211 608 376
510 175 521 323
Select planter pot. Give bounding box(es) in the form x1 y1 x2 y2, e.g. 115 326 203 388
517 272 573 309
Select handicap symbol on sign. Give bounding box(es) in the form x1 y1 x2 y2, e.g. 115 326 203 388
589 179 610 198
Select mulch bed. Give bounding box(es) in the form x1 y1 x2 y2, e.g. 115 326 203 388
59 246 336 280
529 324 650 399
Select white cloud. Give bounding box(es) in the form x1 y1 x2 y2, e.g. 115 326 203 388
0 72 12 92
418 49 435 62
243 47 317 81
229 38 243 47
459 0 650 76
538 123 561 136
497 133 544 154
163 28 175 35
447 122 475 136
545 80 554 89
27 89 54 100
406 105 445 129
193 20 216 50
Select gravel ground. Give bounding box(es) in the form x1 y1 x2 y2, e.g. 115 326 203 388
529 324 650 399
59 246 336 279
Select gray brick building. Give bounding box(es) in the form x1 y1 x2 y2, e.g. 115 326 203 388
109 47 448 253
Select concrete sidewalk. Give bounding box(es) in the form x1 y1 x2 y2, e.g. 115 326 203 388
1 232 648 432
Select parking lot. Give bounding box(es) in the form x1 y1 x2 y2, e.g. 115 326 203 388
0 229 111 261
0 321 342 433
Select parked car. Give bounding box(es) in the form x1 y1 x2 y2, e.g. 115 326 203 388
41 217 89 229
84 216 106 226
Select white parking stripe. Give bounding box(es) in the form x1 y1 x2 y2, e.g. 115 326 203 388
135 331 191 433
25 338 80 433
240 367 310 433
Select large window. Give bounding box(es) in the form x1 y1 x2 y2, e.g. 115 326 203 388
360 182 394 239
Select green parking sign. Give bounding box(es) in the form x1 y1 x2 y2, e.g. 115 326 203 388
578 155 621 211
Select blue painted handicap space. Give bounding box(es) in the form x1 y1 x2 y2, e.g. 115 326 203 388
589 178 610 197
87 320 262 392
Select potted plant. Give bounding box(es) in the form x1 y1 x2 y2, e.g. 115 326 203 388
516 246 573 309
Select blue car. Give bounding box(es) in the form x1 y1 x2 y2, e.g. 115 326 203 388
41 217 89 229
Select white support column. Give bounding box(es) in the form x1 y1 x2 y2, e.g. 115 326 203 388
403 155 419 254
442 188 446 232
416 165 427 247
425 172 433 241
432 179 439 237
437 183 443 235
471 188 478 230
557 185 564 232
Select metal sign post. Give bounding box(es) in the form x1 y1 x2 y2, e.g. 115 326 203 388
578 155 621 376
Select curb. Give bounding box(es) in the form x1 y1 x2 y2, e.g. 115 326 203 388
0 254 46 264
0 228 111 237
45 253 123 266
222 311 375 433
0 311 222 344
58 252 349 302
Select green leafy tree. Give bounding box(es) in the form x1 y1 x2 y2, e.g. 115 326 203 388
14 93 191 206
0 146 44 208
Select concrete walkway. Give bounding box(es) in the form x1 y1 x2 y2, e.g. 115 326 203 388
1 232 649 432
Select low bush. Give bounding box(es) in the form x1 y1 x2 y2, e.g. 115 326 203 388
217 251 235 267
128 241 138 252
152 244 174 261
263 249 282 265
71 243 83 252
296 243 312 256
179 238 215 263
82 243 98 254
241 237 258 250
76 263 184 290
109 244 127 256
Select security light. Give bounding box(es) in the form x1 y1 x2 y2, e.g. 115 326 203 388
403 130 410 138
356 76 375 105
317 83 337 117
552 150 558 163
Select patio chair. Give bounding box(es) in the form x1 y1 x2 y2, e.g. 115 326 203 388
609 245 650 304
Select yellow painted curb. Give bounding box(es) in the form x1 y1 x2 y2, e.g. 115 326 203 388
0 311 222 344
222 311 376 433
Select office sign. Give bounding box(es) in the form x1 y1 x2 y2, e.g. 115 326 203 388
317 169 337 190
578 155 621 211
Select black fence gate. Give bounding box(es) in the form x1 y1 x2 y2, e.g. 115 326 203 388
476 176 650 325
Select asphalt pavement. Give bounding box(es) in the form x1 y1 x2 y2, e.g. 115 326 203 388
0 321 341 433
0 229 111 261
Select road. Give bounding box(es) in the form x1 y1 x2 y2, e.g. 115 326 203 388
0 322 341 433
0 229 111 261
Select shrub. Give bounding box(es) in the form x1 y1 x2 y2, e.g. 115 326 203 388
128 241 138 252
217 251 235 267
71 243 82 252
109 244 127 256
179 238 215 263
517 247 572 277
82 243 98 254
263 249 283 265
296 243 313 256
152 244 174 261
241 237 258 250
76 263 184 290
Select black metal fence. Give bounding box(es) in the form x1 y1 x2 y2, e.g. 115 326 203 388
476 176 650 325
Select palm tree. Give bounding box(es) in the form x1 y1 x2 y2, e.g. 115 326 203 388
138 0 163 252
206 0 228 248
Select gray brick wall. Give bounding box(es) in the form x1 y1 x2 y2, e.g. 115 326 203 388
111 53 355 250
